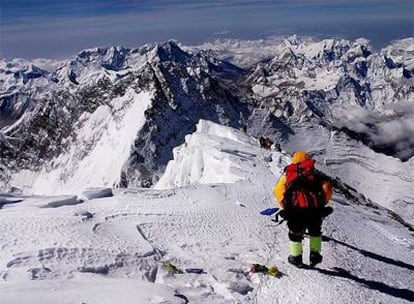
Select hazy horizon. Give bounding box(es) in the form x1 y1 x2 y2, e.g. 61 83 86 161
0 0 413 60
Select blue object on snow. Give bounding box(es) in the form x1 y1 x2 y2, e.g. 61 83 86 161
185 268 204 274
260 207 279 216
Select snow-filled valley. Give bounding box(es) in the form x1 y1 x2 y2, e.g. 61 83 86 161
1 121 413 304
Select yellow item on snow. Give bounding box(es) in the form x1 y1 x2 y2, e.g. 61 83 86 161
162 261 183 274
267 266 279 277
250 264 279 277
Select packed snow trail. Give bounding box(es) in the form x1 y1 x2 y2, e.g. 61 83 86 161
1 183 413 303
1 121 413 303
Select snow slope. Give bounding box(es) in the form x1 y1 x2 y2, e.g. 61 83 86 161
1 121 413 303
16 89 154 195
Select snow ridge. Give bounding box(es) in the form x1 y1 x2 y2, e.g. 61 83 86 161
155 120 275 189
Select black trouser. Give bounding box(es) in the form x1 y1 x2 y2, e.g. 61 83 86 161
286 209 323 242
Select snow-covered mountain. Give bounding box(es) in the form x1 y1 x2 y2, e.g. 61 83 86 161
243 37 414 160
1 41 246 192
1 121 413 303
0 37 413 224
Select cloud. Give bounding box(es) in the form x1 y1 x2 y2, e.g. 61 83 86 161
186 37 287 68
333 104 414 161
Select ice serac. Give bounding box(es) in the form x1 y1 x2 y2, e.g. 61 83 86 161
155 120 275 190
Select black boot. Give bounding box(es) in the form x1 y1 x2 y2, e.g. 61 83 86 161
310 251 322 267
288 255 303 267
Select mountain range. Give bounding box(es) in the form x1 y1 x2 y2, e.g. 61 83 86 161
0 37 414 302
1 37 413 223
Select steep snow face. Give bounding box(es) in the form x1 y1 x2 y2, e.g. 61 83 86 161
155 120 288 189
12 89 154 195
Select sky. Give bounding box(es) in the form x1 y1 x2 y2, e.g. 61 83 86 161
0 0 413 60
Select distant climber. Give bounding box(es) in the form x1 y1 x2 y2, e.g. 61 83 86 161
273 151 333 267
274 143 282 152
259 136 273 150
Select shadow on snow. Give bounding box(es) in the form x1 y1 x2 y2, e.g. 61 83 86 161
316 267 414 302
324 236 414 271
320 236 414 302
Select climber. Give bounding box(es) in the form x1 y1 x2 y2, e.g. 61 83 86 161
274 151 333 267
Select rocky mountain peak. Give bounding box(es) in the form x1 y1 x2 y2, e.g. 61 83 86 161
1 38 413 192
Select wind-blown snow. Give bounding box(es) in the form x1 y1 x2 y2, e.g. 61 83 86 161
13 89 154 195
1 121 413 303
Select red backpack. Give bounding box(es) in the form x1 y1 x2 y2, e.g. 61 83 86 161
284 159 324 209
